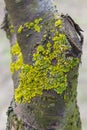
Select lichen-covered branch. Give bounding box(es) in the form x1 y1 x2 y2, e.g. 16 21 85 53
3 0 83 130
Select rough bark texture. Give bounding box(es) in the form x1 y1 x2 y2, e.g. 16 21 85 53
3 0 83 130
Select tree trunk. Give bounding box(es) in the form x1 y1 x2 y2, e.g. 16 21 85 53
3 0 83 130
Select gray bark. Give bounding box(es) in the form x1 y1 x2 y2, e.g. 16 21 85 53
2 0 83 130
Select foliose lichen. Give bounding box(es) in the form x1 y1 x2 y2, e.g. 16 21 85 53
17 17 43 34
10 18 79 103
10 41 23 74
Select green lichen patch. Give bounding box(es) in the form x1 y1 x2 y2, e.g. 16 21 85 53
17 17 43 34
10 41 23 74
15 37 79 103
10 18 79 103
17 25 24 34
55 19 62 28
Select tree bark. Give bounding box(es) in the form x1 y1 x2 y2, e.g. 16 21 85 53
3 0 83 130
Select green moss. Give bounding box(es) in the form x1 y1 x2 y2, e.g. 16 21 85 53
10 18 79 103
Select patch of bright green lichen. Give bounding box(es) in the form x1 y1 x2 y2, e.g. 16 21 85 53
10 41 23 74
55 19 62 28
10 18 79 103
18 25 23 34
17 17 42 34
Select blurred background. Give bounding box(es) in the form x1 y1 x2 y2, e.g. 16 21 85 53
0 0 87 129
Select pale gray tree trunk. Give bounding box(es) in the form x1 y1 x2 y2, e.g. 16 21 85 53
2 0 83 130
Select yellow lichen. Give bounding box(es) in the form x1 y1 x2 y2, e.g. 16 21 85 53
10 17 79 103
10 41 23 74
15 34 79 103
17 25 23 34
55 19 62 28
17 17 43 34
